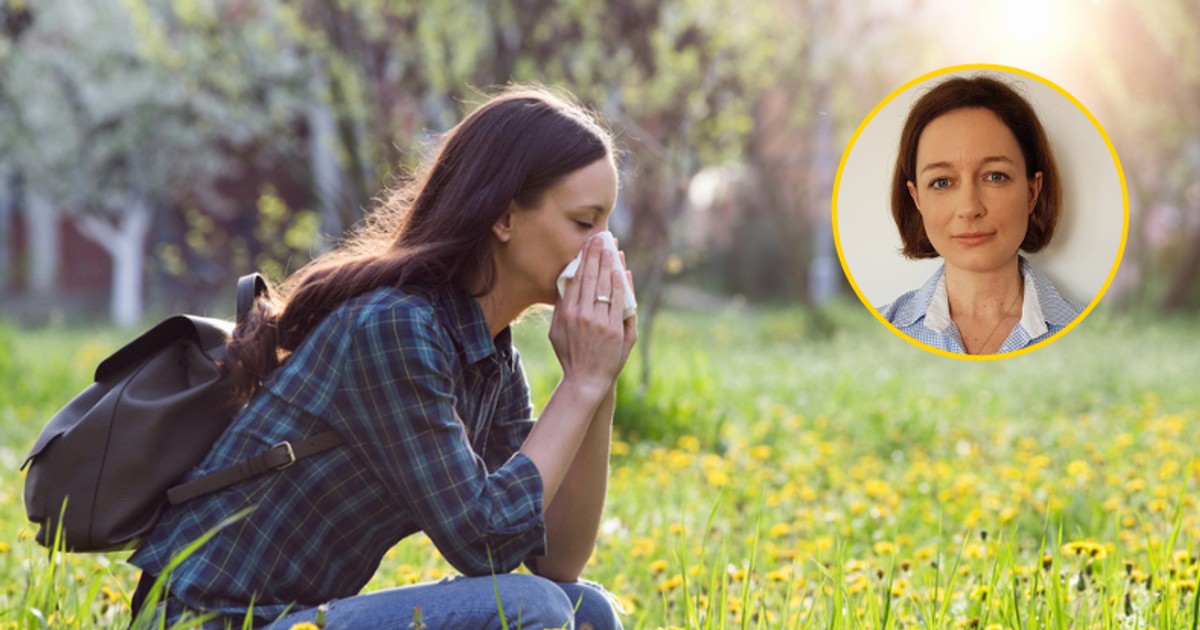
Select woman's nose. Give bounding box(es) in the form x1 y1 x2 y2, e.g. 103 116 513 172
956 183 986 220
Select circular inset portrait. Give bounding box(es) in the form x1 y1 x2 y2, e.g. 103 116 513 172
834 64 1127 359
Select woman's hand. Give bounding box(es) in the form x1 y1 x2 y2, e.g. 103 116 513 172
549 236 631 392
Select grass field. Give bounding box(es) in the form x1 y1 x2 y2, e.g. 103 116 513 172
2 303 1199 628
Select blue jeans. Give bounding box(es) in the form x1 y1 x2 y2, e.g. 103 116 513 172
262 574 623 630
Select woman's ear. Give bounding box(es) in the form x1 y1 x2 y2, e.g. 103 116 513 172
906 181 921 211
1027 172 1044 213
492 203 517 243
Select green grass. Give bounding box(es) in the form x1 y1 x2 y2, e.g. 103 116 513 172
2 304 1200 628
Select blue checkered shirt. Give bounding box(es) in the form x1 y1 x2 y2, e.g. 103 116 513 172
876 257 1083 354
129 284 546 621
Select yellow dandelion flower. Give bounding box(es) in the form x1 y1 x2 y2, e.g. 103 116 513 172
0 542 10 553
1062 541 1095 557
765 569 789 583
611 440 630 456
864 479 892 499
288 624 320 630
704 469 729 487
1067 460 1091 478
1173 579 1198 593
769 523 791 538
667 450 694 470
775 546 799 560
873 541 896 556
656 575 684 593
649 559 669 575
846 575 869 595
677 435 700 452
845 559 868 574
749 445 772 460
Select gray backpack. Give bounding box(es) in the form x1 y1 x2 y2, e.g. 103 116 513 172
21 274 341 552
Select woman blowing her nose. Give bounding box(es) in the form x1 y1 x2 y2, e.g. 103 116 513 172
129 87 634 629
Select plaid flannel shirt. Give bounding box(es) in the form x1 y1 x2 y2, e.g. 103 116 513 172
877 256 1083 354
129 284 546 622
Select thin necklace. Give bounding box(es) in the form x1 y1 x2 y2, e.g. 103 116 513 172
969 285 1023 355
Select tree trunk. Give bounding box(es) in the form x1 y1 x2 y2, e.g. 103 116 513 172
76 196 152 328
25 190 60 296
636 214 677 397
1161 217 1200 311
805 0 839 306
808 85 840 305
308 66 344 251
0 170 12 294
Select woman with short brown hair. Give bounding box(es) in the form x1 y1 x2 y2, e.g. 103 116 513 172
878 75 1081 355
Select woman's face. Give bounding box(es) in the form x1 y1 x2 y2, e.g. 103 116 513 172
907 107 1043 275
497 157 618 305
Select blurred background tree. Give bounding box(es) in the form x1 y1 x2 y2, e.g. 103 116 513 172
0 0 311 326
0 0 1197 331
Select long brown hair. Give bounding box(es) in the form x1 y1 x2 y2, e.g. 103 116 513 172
227 86 615 402
891 74 1062 259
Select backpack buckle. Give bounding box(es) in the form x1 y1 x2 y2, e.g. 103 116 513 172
272 441 297 470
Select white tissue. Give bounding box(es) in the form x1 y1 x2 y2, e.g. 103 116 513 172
556 231 637 320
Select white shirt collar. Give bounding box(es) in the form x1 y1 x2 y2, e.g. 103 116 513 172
922 260 1048 338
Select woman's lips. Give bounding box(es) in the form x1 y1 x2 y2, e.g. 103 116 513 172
952 232 996 246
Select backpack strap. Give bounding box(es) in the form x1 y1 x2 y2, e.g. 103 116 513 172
236 273 269 325
164 274 345 505
165 430 343 505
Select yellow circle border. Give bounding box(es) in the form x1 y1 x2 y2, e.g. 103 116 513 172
831 62 1130 361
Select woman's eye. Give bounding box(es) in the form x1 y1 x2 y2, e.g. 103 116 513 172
985 172 1010 183
929 178 950 190
573 221 594 230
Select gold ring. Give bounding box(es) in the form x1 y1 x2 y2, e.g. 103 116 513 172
595 295 612 304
